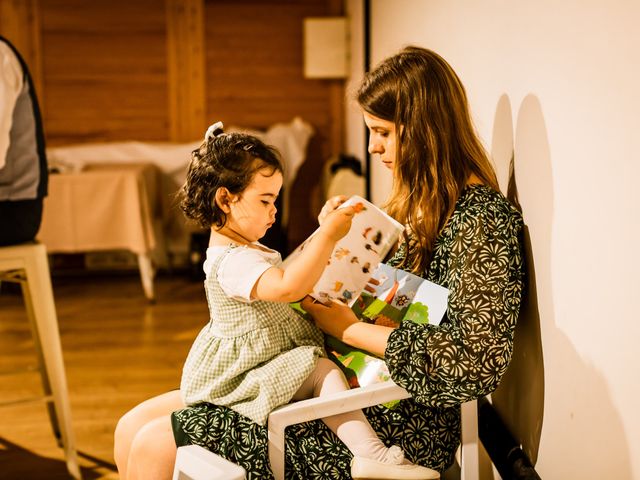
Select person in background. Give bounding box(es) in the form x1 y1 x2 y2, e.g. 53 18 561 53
0 35 48 246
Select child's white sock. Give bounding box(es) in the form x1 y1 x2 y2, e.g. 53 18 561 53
293 358 407 463
324 412 393 462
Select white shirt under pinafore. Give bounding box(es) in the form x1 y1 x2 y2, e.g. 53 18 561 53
179 244 326 425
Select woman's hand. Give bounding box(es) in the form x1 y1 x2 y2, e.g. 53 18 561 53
301 295 393 358
301 296 358 341
318 195 348 224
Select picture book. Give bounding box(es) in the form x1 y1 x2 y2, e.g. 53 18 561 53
282 195 404 307
325 263 449 389
291 263 449 391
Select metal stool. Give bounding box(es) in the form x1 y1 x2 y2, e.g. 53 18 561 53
0 242 81 479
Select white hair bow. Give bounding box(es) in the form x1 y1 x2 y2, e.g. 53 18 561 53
204 121 224 142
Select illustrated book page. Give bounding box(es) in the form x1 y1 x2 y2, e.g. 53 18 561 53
325 263 449 388
282 195 404 306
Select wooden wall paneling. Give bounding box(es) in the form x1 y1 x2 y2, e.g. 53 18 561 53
166 0 206 142
0 0 44 104
203 0 333 147
203 0 347 250
38 0 170 145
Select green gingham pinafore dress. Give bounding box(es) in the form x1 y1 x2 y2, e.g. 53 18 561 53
179 245 326 425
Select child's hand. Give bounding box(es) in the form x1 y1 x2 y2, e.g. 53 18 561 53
318 206 354 242
318 195 348 224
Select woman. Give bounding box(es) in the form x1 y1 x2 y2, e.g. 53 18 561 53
294 46 524 475
114 46 524 479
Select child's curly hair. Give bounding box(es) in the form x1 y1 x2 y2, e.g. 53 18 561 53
179 130 283 229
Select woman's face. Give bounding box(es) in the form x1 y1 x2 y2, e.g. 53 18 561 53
363 111 397 170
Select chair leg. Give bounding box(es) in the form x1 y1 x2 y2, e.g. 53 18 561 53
460 399 479 480
267 428 285 480
23 244 82 480
21 279 62 443
137 253 155 302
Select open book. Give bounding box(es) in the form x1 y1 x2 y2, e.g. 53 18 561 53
283 195 404 306
291 263 448 391
324 263 449 388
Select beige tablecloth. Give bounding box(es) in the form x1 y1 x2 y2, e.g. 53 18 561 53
38 163 160 255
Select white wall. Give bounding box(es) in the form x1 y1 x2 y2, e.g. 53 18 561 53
365 1 640 478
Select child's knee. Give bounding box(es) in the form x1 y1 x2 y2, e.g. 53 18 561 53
316 357 340 375
128 419 166 465
114 409 143 474
128 422 156 460
114 406 154 454
114 411 134 447
115 408 141 441
313 357 349 394
317 357 346 382
128 417 177 479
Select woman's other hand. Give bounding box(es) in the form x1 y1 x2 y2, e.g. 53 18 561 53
302 296 392 358
301 296 358 341
318 195 348 224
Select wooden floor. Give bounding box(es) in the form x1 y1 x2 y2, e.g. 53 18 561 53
0 271 208 480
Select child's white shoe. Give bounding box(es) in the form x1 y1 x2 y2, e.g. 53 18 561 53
350 446 440 480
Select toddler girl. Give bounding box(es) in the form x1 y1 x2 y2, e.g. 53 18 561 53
178 122 439 480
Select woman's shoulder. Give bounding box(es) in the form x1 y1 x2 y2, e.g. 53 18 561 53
453 184 523 233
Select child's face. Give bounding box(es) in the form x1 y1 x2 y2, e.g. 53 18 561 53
227 167 283 243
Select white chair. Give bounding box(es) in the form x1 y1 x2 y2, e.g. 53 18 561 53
174 380 479 480
173 445 246 480
459 398 479 480
0 242 82 480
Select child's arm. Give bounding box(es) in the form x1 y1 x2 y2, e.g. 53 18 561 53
252 207 354 303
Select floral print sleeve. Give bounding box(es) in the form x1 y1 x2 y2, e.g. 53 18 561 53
386 185 524 407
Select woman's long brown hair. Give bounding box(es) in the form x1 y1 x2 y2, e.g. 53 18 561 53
358 46 499 274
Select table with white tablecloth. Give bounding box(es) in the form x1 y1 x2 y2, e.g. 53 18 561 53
37 163 161 300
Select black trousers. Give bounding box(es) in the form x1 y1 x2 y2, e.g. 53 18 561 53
0 198 43 246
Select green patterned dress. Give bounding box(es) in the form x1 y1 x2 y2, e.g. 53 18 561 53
171 185 524 478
